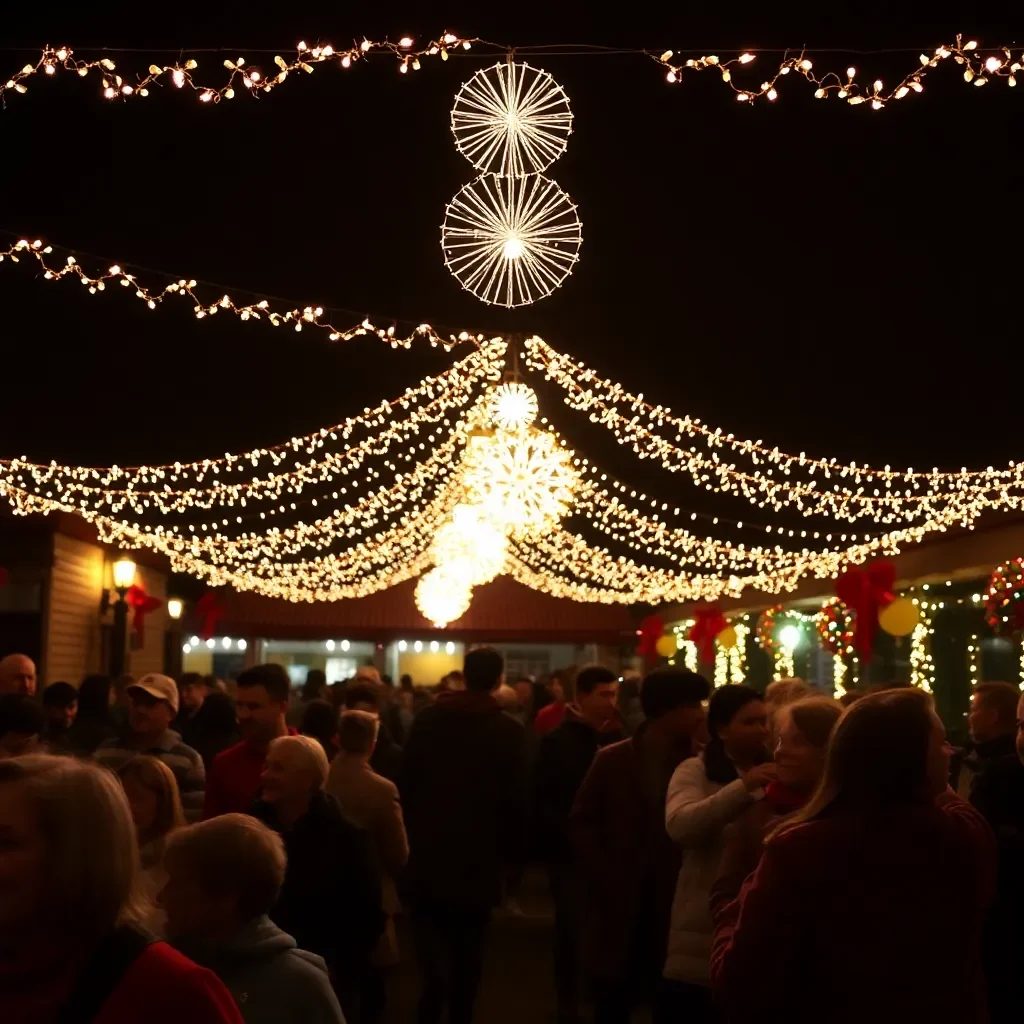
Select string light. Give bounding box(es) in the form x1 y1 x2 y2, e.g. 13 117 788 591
450 62 573 175
909 600 935 692
441 174 582 307
656 35 1020 107
0 238 476 352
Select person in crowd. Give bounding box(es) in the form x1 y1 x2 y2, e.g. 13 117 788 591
300 698 340 760
174 673 209 747
532 670 569 736
95 674 206 823
663 684 774 1021
186 689 242 773
204 664 292 818
40 680 79 750
345 681 403 783
0 693 44 757
117 755 186 935
0 755 244 1023
512 677 534 721
711 695 842 913
534 665 621 1024
762 676 808 744
251 734 382 1019
710 688 995 1024
400 646 527 1024
963 686 1024 1024
954 680 1020 798
65 673 119 755
571 668 711 1024
616 671 645 737
160 813 345 1024
0 652 36 697
288 668 328 726
327 709 410 1024
396 674 416 735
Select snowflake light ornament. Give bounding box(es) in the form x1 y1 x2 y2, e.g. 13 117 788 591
415 565 473 628
487 382 539 431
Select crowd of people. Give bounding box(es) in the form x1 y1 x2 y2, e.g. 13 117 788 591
1 647 1023 1024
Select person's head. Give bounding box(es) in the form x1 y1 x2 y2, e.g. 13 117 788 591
77 674 115 718
338 709 380 760
116 755 185 847
0 755 146 946
494 682 520 711
260 734 329 806
774 696 843 790
178 672 207 716
785 688 950 829
0 695 45 758
400 674 414 692
0 654 36 698
344 682 381 717
464 647 504 694
41 682 79 731
195 690 239 735
548 670 567 704
161 813 285 938
618 673 641 707
354 665 381 687
763 678 808 709
640 669 711 741
301 668 328 703
706 685 769 765
235 664 290 746
513 678 533 708
445 670 466 691
574 665 619 724
967 681 1020 745
300 699 339 756
126 674 178 740
838 689 862 708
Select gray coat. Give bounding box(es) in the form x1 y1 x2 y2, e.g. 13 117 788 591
173 917 345 1024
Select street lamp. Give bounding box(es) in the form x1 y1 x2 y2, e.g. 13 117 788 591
167 598 184 621
165 597 184 677
108 558 136 679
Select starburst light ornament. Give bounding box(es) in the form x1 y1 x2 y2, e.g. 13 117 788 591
463 427 579 537
487 382 539 431
451 62 573 176
431 506 509 585
415 565 473 628
441 174 582 307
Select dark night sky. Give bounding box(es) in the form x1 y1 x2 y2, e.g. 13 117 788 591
0 2 1020 536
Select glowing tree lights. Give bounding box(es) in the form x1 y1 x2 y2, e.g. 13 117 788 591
441 174 582 307
451 62 573 176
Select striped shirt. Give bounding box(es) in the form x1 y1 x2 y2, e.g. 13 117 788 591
95 729 206 822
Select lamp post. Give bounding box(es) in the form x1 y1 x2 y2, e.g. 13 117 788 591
109 557 136 680
165 597 184 678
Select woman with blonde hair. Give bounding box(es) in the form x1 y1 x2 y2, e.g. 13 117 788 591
0 754 242 1023
251 734 382 1019
710 688 996 1024
117 755 186 934
711 696 842 911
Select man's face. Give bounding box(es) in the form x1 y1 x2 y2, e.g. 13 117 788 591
967 694 1000 744
0 657 36 698
128 690 174 738
662 703 707 743
45 701 77 731
235 685 287 745
579 682 619 724
180 682 206 715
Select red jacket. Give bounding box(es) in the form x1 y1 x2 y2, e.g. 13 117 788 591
203 730 296 819
3 941 242 1024
710 794 996 1024
532 700 566 736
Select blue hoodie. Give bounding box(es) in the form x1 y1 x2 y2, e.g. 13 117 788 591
172 916 345 1024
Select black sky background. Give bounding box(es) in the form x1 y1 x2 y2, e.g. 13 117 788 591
0 2 1021 540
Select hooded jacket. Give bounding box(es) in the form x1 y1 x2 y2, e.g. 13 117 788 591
173 917 344 1024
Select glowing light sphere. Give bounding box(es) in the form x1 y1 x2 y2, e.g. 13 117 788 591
441 173 582 308
451 62 573 176
431 512 509 585
779 624 802 651
415 567 473 628
462 428 579 537
488 382 539 431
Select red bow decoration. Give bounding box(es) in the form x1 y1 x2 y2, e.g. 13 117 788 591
835 560 896 657
688 605 727 663
635 614 664 664
125 585 163 643
0 567 8 587
194 590 225 641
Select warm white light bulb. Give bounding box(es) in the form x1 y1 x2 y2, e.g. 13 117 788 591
779 625 801 651
503 236 525 260
326 639 336 651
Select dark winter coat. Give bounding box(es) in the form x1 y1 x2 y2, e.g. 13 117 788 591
251 790 383 973
569 726 691 984
369 718 403 784
399 689 527 912
533 705 622 864
952 733 1017 797
177 691 241 773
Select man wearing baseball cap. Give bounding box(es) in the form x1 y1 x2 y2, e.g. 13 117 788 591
95 673 206 822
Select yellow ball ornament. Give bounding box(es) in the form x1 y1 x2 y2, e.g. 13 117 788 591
655 634 678 658
879 597 920 637
717 626 738 649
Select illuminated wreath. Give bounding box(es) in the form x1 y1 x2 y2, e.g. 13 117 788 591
755 605 785 654
984 557 1024 638
815 597 856 656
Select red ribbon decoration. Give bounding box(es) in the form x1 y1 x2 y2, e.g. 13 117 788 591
835 560 896 657
635 614 664 664
688 605 727 663
0 567 8 587
194 590 225 641
125 585 163 643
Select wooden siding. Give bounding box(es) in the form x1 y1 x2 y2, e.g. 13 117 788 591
44 534 104 685
129 564 168 678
